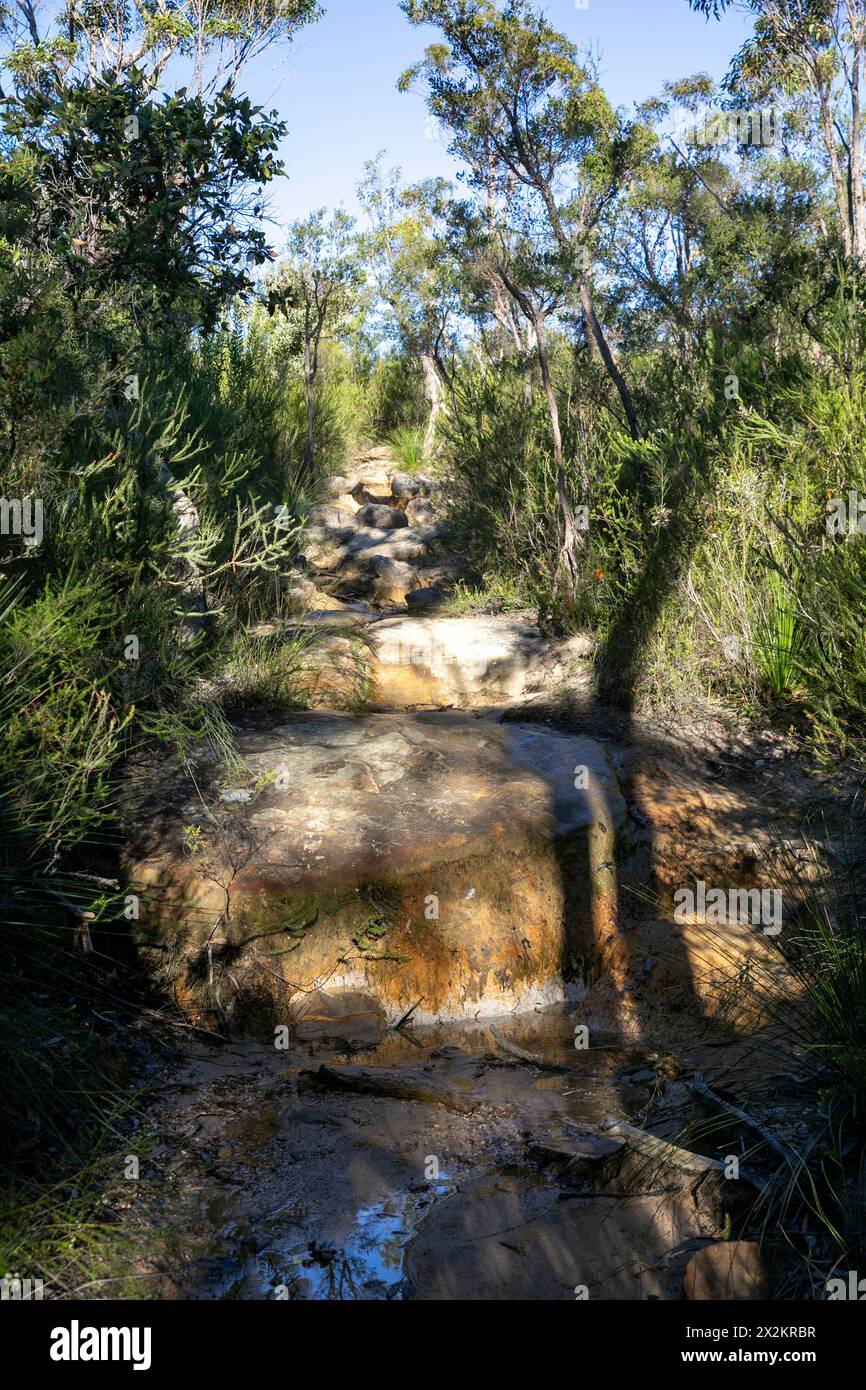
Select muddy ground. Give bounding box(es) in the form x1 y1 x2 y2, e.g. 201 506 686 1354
108 1005 816 1302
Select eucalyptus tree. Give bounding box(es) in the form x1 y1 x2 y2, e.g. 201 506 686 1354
399 0 654 445
606 72 824 409
0 0 319 348
358 158 462 456
0 0 320 96
688 1 866 266
447 188 589 588
267 209 365 468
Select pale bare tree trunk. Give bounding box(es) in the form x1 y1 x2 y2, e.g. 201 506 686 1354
421 352 444 456
530 309 582 591
849 25 866 262
815 77 854 260
532 182 642 445
578 280 641 446
496 260 584 591
303 335 315 470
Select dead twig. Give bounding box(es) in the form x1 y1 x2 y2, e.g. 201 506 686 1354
691 1072 796 1167
393 998 424 1031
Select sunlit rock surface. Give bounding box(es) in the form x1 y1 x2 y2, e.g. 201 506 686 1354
125 713 626 1027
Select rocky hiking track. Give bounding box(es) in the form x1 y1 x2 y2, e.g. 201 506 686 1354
119 449 839 1301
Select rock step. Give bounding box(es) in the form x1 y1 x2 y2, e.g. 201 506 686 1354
367 614 594 709
302 462 445 608
263 612 595 712
125 712 626 1026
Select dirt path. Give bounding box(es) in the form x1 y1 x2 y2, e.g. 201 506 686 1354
115 450 843 1300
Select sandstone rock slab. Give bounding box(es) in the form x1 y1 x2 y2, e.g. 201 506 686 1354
368 614 593 708
125 713 626 1027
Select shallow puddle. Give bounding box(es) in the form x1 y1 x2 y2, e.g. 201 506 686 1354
255 1181 453 1300
134 1005 696 1301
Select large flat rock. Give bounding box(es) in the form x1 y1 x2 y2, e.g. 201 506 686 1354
404 1176 710 1300
125 713 626 1027
369 614 594 707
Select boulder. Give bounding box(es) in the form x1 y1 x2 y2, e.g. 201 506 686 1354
391 472 421 505
124 713 627 1028
286 577 320 611
406 497 435 526
370 614 549 706
350 481 384 507
307 504 355 529
682 1242 769 1300
416 558 464 587
355 503 409 530
347 531 433 566
285 583 349 615
302 542 350 572
367 555 419 606
344 527 392 554
406 586 447 612
324 475 353 498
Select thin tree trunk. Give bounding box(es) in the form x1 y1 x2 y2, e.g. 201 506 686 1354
815 75 854 260
531 180 642 444
421 352 444 456
495 258 584 590
850 36 866 262
531 309 582 591
578 280 641 446
303 333 315 470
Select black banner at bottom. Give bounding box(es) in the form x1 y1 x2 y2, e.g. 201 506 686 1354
1 1296 862 1376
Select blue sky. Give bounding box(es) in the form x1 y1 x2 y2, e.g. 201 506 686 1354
245 0 756 242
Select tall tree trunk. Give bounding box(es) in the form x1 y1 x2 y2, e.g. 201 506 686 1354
531 310 582 591
850 37 866 263
815 74 854 260
421 352 444 457
303 335 315 470
578 280 641 447
495 259 584 590
531 181 642 444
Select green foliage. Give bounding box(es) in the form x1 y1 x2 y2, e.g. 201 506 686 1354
732 837 866 1286
0 580 131 865
440 354 631 629
753 560 803 702
362 352 427 438
387 424 426 471
1 73 286 336
447 576 528 614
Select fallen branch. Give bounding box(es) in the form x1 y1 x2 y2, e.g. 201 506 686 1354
60 872 120 891
298 1063 477 1113
489 1025 569 1073
602 1118 726 1177
604 1116 765 1191
139 1005 226 1045
38 882 95 953
691 1072 797 1166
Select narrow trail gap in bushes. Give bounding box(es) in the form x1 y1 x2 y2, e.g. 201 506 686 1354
102 449 859 1302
